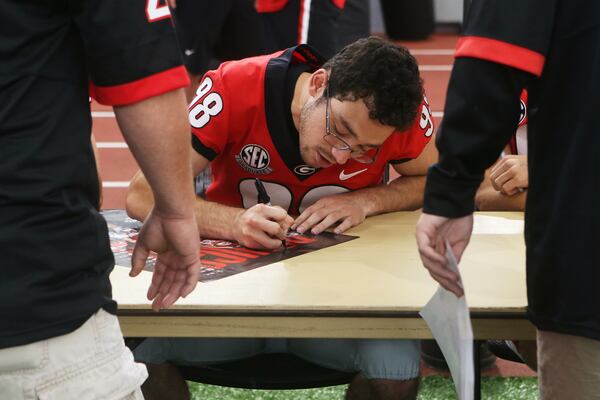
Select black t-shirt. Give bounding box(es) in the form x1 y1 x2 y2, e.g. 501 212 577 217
424 0 600 340
0 0 188 349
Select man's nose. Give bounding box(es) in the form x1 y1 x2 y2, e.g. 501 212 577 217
331 147 351 164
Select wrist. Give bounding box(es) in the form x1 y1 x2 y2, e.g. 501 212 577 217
229 208 246 241
152 187 196 219
346 189 377 217
151 204 195 221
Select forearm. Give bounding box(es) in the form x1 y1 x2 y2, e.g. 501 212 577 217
350 175 426 216
475 186 526 211
193 198 243 240
115 89 195 217
127 172 243 239
126 174 155 222
475 169 527 211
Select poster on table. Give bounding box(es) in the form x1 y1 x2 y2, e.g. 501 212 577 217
103 210 357 282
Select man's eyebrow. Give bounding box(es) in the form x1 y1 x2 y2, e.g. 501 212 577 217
338 115 358 140
339 115 382 148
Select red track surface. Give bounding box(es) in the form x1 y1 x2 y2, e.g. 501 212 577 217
93 33 536 377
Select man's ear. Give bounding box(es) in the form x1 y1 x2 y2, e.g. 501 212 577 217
308 69 329 97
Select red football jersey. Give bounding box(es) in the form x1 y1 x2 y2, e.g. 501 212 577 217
190 46 433 215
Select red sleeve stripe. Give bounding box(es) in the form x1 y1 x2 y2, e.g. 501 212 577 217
455 36 545 77
255 0 342 12
91 66 190 106
255 0 288 13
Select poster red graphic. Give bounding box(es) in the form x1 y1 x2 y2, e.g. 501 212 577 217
103 210 357 282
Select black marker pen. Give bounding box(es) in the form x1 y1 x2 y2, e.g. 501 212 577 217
254 178 271 206
254 178 291 248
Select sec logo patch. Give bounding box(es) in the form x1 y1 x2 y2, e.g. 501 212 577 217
235 144 273 175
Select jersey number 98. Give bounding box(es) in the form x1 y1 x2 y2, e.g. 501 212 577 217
189 77 224 129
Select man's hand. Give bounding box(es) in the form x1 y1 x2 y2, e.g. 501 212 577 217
489 155 528 195
292 193 367 235
232 204 294 249
415 213 474 297
130 210 202 311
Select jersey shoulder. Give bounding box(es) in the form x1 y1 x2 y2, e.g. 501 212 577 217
386 96 435 162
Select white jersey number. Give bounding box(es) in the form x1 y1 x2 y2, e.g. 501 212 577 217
146 0 171 22
239 180 349 213
419 96 434 138
189 77 224 129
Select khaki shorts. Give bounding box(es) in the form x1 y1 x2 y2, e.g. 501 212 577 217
0 309 147 400
538 329 600 400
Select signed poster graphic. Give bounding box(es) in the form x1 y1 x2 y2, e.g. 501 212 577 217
102 210 357 282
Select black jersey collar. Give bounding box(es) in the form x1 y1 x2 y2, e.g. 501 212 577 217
264 45 325 181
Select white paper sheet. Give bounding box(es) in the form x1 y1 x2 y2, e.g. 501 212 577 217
419 242 474 400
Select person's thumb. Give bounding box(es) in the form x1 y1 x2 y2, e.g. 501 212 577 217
131 241 150 277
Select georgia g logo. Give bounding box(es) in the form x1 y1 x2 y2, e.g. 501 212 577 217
519 98 527 125
294 165 316 176
235 144 273 175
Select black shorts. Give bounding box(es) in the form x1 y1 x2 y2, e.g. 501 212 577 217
259 0 344 59
171 0 269 75
335 0 370 51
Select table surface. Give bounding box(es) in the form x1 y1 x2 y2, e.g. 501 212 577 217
113 211 534 339
112 211 527 316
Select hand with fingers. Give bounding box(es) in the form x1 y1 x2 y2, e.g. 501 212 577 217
490 155 528 195
233 203 294 249
130 209 202 312
415 213 474 297
291 194 367 235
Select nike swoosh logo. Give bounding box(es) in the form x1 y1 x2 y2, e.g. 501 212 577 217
339 168 368 181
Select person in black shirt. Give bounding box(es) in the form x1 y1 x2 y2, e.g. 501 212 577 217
256 0 346 60
167 0 269 101
415 0 600 398
0 1 201 398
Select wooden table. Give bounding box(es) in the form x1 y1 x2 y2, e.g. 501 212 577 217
112 211 534 341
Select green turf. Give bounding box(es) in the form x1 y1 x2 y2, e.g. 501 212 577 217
188 376 538 399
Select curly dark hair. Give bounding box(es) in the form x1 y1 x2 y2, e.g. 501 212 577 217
322 36 423 132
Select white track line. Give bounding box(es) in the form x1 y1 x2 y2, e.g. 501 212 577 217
93 107 446 128
96 142 128 149
419 65 453 71
409 49 455 55
103 181 130 188
91 111 115 118
94 111 445 147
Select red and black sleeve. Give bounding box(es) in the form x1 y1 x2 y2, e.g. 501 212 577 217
422 0 558 217
457 0 558 77
78 0 189 106
423 58 533 217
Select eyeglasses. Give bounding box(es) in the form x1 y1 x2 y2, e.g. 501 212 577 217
323 85 379 164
